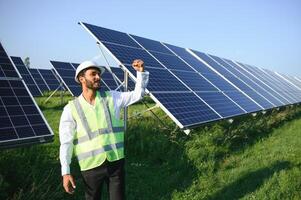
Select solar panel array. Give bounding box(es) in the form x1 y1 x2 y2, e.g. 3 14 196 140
11 56 42 96
29 68 50 92
11 56 63 95
0 43 54 148
37 68 62 91
51 60 130 96
80 22 301 129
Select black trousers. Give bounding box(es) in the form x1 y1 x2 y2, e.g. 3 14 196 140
81 159 125 200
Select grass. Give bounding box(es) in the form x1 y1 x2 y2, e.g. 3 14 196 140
0 94 301 200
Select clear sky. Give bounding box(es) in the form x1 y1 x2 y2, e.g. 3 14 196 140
0 0 300 76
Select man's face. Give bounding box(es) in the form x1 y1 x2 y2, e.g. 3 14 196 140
80 68 101 90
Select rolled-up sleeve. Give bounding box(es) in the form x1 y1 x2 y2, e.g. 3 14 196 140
111 70 149 118
59 104 76 176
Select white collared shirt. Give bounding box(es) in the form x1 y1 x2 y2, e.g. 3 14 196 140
59 71 149 175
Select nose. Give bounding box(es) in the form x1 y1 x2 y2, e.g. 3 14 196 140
95 73 101 80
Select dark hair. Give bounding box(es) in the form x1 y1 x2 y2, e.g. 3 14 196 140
77 69 88 85
77 67 101 85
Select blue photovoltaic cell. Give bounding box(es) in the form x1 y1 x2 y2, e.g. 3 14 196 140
163 44 261 112
125 64 189 93
108 67 135 91
261 69 301 103
231 62 291 105
70 63 78 69
83 22 141 48
131 34 174 54
201 73 237 91
51 61 82 96
197 92 245 117
195 51 233 76
29 68 50 92
171 70 218 92
154 92 221 127
100 68 122 91
104 43 165 69
165 43 216 74
266 72 300 103
238 63 296 104
294 77 301 86
239 63 294 104
193 51 273 109
221 58 288 106
150 51 195 72
0 42 53 148
38 69 62 91
130 36 196 72
11 56 42 96
281 74 301 90
0 54 19 78
262 69 300 103
223 91 260 113
0 80 51 140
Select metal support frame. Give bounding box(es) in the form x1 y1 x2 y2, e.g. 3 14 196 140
128 104 160 119
44 82 65 104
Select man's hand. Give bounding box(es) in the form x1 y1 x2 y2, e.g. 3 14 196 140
132 59 145 72
63 174 76 194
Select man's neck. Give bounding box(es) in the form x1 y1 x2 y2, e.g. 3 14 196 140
82 88 97 105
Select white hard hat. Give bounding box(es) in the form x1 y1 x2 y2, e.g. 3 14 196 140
75 60 105 83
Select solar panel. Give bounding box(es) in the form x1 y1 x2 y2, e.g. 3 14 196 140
0 43 54 148
191 51 274 110
295 77 301 84
222 59 290 105
29 68 50 93
209 56 284 107
281 74 301 90
111 35 251 118
38 68 63 91
110 67 135 91
50 61 126 96
238 64 298 104
80 22 301 129
11 56 42 96
51 61 82 96
164 43 260 113
81 22 252 127
273 72 301 101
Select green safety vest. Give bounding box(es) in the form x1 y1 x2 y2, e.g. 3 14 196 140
69 91 124 171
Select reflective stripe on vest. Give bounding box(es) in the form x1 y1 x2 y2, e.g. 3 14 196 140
72 97 123 145
77 142 124 161
99 92 114 132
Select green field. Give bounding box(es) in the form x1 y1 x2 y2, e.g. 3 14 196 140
1 95 301 200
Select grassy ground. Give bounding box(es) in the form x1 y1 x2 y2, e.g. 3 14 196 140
0 94 300 200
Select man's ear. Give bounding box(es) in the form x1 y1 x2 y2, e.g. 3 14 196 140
79 76 85 84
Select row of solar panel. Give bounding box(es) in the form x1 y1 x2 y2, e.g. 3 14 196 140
0 43 54 148
1 21 301 149
10 57 63 96
10 56 133 97
1 45 130 148
81 22 301 129
50 61 135 96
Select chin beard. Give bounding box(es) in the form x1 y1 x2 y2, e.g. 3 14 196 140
86 80 101 90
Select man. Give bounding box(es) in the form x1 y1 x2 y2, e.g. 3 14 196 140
59 59 149 200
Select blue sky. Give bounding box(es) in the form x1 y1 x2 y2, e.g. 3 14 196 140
0 0 300 76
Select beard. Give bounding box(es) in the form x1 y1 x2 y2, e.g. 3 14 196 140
85 78 101 90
